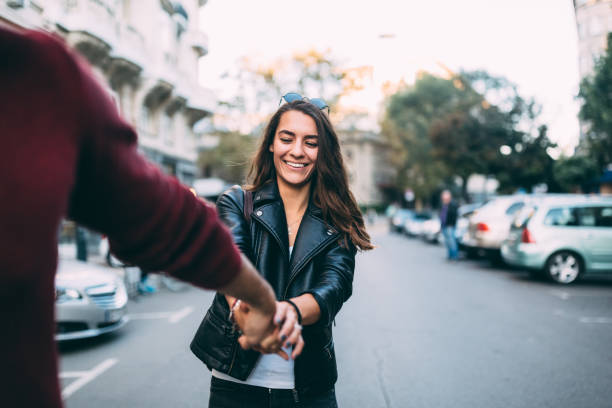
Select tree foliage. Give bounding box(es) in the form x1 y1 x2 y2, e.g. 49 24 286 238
578 32 612 169
197 130 258 185
553 155 600 193
381 70 554 202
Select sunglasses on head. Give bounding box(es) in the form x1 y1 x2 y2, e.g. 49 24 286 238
280 92 330 114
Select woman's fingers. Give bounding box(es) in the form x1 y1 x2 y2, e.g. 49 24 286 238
283 320 302 349
291 336 305 360
273 301 289 325
276 349 290 361
277 305 298 343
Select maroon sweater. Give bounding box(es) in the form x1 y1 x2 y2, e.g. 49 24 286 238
0 27 241 407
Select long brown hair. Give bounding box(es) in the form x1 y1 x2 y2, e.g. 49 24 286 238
248 100 373 251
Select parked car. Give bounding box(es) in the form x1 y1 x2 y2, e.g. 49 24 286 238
55 259 128 341
390 208 414 233
404 211 434 237
422 218 442 243
455 203 484 244
461 195 533 261
501 195 612 284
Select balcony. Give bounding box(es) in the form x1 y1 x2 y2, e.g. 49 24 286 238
143 79 174 110
54 0 118 66
185 85 216 126
186 30 209 57
108 24 146 89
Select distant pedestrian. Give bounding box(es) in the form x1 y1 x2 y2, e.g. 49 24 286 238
440 190 459 260
191 96 373 407
0 27 283 408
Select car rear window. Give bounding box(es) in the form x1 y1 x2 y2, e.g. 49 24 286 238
505 202 525 216
544 206 612 227
511 205 537 229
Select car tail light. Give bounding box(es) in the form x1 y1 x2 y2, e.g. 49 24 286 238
476 222 489 232
521 228 535 244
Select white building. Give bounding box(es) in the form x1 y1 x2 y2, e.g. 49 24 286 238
574 0 612 79
1 0 214 184
340 130 394 207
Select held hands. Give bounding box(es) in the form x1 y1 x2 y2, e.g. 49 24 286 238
233 300 304 361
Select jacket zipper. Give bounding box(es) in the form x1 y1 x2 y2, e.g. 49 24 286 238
227 336 239 374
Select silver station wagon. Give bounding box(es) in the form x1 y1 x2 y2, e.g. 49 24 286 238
501 195 612 284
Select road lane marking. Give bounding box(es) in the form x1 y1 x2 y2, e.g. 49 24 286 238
59 371 88 379
579 317 612 324
169 306 193 323
128 306 193 323
549 290 571 300
128 311 173 320
61 358 118 399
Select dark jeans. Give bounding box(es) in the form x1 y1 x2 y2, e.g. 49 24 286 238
209 376 338 408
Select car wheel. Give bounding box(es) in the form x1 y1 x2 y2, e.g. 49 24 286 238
545 251 583 284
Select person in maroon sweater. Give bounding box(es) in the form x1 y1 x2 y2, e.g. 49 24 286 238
0 26 296 407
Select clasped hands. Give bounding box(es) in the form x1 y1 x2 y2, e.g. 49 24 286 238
232 300 304 361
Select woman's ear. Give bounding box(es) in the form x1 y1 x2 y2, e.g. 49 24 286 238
269 144 274 153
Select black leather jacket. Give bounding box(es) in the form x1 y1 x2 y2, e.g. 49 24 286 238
190 181 356 398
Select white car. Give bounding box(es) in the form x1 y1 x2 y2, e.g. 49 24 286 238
55 259 128 341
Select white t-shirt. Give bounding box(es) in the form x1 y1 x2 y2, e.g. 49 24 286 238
212 247 295 389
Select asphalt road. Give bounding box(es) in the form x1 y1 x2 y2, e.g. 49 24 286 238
59 226 612 408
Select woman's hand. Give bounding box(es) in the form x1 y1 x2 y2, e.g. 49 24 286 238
266 301 305 360
235 300 305 360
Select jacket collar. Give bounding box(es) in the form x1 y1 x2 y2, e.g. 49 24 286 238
250 180 340 276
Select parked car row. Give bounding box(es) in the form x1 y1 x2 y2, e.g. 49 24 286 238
389 208 441 243
389 193 612 284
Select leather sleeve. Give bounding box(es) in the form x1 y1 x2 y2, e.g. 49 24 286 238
215 187 253 260
304 240 356 327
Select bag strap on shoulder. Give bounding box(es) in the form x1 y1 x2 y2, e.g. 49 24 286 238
243 189 253 223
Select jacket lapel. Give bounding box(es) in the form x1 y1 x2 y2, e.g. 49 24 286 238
251 182 290 259
289 205 340 278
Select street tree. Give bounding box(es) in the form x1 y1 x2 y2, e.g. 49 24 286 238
578 32 612 170
197 130 258 185
553 155 600 193
380 73 467 203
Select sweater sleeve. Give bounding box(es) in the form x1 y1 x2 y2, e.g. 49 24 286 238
63 38 240 289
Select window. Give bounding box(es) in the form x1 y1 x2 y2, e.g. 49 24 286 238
505 202 525 216
596 206 612 227
575 207 596 227
544 208 574 226
544 206 601 227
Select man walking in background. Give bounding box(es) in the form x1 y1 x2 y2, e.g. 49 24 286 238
440 190 459 261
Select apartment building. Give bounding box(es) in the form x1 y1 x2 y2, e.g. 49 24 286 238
1 0 214 184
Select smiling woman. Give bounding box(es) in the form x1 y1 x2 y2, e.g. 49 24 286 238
191 99 373 407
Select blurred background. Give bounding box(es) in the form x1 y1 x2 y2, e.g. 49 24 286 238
2 1 611 407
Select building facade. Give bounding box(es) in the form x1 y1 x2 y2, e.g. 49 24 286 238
1 0 214 185
339 130 394 207
574 0 612 79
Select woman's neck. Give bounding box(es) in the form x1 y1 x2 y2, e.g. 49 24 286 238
277 177 310 217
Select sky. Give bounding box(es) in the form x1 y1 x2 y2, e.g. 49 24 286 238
199 0 581 153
